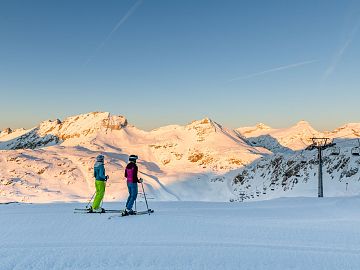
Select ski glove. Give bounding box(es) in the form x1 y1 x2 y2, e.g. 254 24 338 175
138 178 143 183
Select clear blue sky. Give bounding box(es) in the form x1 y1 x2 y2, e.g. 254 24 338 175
0 0 359 131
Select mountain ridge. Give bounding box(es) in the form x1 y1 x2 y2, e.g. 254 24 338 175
1 112 360 203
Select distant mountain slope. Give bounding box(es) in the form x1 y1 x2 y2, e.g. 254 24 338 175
238 121 324 152
325 123 360 139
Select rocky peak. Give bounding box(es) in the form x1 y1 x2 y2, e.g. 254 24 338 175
187 117 221 132
237 123 273 137
37 112 128 140
188 117 220 128
186 118 223 141
39 119 62 135
295 120 311 127
2 128 13 135
256 123 272 130
189 117 211 125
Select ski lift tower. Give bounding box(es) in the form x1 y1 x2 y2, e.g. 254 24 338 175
309 138 335 198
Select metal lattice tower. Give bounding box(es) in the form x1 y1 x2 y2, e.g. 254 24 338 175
309 138 336 198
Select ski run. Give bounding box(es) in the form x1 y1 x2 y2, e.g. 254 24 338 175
1 198 360 270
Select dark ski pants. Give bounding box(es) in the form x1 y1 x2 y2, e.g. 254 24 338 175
126 182 138 210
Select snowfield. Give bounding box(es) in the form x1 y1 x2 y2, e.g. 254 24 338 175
1 197 360 270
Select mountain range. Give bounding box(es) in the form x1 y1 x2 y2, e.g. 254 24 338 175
0 112 359 203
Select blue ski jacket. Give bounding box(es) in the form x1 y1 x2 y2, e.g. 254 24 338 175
94 161 106 181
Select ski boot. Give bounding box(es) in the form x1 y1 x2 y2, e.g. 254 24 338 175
89 207 105 213
122 209 135 216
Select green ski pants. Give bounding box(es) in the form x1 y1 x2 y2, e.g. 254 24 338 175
92 180 106 210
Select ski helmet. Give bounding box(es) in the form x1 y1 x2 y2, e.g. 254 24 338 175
96 155 104 162
129 155 138 162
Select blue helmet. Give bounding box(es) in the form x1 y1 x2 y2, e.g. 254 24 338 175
96 155 104 162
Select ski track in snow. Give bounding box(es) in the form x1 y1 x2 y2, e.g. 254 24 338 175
1 198 360 270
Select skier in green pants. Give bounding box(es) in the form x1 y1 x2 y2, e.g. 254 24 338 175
89 155 109 213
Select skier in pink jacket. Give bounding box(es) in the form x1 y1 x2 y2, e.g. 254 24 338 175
124 155 143 215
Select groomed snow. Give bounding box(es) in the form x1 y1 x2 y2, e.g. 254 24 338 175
1 197 360 270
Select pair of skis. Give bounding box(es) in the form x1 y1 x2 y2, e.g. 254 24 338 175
108 209 154 220
74 208 123 214
74 208 154 217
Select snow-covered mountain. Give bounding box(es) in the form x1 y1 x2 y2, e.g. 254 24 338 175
230 146 360 202
0 112 127 150
0 112 269 203
1 112 360 203
237 120 323 152
233 121 360 201
325 123 360 139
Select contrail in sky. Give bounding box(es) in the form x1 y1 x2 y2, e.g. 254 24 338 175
228 60 318 82
324 21 360 79
84 0 143 66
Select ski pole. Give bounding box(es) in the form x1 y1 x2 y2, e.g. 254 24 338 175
140 179 150 215
86 191 96 209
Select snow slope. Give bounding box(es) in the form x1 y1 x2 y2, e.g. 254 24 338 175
230 146 360 202
1 197 360 270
